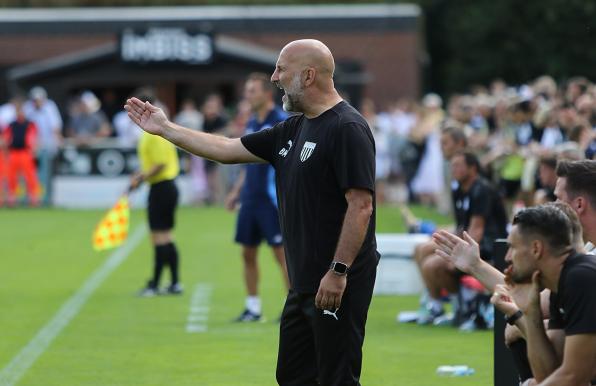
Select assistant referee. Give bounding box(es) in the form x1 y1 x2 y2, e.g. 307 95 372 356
129 91 182 297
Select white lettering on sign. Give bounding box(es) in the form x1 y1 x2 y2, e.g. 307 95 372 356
121 28 213 64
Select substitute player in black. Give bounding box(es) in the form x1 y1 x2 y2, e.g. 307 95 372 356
419 151 508 323
125 39 378 386
489 205 596 385
451 152 508 261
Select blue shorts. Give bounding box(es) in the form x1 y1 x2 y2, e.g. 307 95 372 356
235 201 283 247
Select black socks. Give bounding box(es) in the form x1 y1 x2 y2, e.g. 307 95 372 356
152 242 179 288
166 242 179 285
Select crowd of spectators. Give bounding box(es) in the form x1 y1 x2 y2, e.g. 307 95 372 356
366 75 596 211
0 75 595 209
0 87 245 206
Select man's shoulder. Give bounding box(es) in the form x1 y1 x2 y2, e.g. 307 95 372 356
563 254 596 288
278 113 302 129
333 101 368 126
470 177 494 195
567 253 596 272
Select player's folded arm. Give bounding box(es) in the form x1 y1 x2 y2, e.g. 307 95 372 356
538 334 596 385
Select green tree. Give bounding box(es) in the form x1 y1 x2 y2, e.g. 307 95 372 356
421 0 596 93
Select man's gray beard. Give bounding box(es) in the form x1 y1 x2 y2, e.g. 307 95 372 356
283 94 303 112
283 74 304 113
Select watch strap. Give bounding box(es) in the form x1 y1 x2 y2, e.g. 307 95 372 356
506 310 523 326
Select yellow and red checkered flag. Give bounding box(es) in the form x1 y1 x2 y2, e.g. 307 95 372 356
92 195 130 251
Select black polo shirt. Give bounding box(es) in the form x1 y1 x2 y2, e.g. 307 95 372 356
548 252 596 335
241 101 378 293
452 177 508 259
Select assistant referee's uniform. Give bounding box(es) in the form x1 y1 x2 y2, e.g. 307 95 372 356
138 131 181 291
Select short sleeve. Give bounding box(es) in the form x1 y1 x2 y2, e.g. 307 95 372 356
241 121 284 164
331 121 375 192
561 267 596 335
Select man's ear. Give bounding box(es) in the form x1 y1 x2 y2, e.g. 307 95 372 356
575 196 586 215
303 68 316 87
532 239 544 260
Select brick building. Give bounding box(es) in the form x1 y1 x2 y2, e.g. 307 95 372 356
0 4 422 114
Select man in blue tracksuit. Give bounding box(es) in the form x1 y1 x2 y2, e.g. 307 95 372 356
225 73 290 321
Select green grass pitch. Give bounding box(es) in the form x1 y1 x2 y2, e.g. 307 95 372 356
1 205 492 385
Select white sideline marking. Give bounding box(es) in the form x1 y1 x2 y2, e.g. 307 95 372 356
186 284 212 333
0 225 146 386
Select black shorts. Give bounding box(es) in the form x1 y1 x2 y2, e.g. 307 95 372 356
235 201 282 246
148 179 179 231
276 262 376 386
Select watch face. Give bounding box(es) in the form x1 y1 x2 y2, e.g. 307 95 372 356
333 262 348 274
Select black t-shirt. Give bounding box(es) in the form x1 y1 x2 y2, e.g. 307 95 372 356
241 101 378 293
548 253 596 335
452 177 508 258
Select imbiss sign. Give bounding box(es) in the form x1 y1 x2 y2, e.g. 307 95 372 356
120 28 213 64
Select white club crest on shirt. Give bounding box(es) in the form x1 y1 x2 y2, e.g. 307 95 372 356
300 141 317 162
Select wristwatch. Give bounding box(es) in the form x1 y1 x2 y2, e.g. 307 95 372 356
329 261 350 276
505 310 523 326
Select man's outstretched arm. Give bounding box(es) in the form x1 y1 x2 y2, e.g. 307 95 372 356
125 97 264 164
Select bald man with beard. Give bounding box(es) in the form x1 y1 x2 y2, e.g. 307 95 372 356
125 40 378 385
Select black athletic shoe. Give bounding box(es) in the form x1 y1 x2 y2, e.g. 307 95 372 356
234 309 262 322
138 281 158 297
164 283 184 295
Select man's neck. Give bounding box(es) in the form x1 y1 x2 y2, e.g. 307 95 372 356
544 251 573 293
302 90 343 119
460 175 477 192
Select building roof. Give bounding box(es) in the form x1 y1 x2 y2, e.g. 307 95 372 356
0 4 420 34
6 35 282 81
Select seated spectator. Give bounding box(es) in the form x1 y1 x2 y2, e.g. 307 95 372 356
65 91 111 146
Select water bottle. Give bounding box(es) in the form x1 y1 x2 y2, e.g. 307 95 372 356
436 365 475 376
